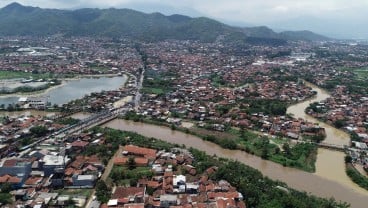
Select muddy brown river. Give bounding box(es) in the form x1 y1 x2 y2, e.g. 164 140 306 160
104 119 368 208
2 82 367 207
104 82 367 207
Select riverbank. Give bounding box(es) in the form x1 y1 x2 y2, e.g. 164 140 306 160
103 119 368 208
0 75 128 107
0 73 128 99
0 80 64 97
346 163 368 191
121 112 317 172
287 81 350 146
286 82 368 199
90 126 349 207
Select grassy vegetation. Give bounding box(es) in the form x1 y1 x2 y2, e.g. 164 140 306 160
109 166 153 186
56 117 80 125
346 163 368 191
339 67 368 80
210 73 226 87
141 69 176 95
234 128 317 172
320 67 368 94
187 126 317 172
141 87 164 95
122 112 318 172
239 99 288 116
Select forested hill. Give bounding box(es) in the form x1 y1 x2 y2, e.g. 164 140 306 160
0 2 330 44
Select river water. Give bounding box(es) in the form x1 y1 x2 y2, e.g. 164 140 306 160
104 119 368 208
286 82 365 195
0 76 127 106
287 82 350 146
2 80 367 207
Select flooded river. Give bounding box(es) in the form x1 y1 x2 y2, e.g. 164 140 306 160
2 80 366 207
287 82 365 197
104 82 367 207
104 119 368 208
287 82 350 146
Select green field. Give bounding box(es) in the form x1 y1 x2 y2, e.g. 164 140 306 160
339 67 368 80
141 87 165 95
109 166 152 186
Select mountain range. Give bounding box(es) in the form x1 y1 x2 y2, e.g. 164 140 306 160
0 2 330 44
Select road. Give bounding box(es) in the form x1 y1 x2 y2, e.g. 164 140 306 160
85 145 124 207
134 68 144 110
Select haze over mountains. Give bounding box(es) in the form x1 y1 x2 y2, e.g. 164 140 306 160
0 2 330 43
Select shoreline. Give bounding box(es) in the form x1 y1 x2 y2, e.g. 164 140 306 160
0 73 128 98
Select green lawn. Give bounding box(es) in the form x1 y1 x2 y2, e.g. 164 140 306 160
231 128 317 172
141 87 165 95
339 67 368 80
109 165 152 186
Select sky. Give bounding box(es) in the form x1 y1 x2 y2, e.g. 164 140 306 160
1 0 368 38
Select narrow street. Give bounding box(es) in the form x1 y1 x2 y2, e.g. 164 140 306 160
85 145 123 207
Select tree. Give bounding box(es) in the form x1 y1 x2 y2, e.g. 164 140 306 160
334 119 346 128
127 156 136 170
30 125 48 137
0 193 12 205
261 147 269 159
283 143 291 156
344 155 352 164
95 180 111 203
275 147 281 154
0 183 12 193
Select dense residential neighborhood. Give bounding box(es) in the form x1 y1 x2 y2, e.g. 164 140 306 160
0 35 367 207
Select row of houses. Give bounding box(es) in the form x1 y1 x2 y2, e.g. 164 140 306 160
105 145 245 208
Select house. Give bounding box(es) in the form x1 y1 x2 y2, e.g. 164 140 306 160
0 174 22 188
0 158 32 187
109 187 145 206
123 203 145 208
173 175 186 193
123 145 157 159
42 155 70 176
72 174 97 187
160 194 177 207
71 140 89 151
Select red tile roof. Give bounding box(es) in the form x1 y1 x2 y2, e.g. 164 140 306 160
71 140 89 147
124 145 157 159
24 176 43 185
123 203 145 208
0 174 21 184
112 187 145 199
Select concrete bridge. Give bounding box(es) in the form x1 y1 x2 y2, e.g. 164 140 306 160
317 142 346 152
